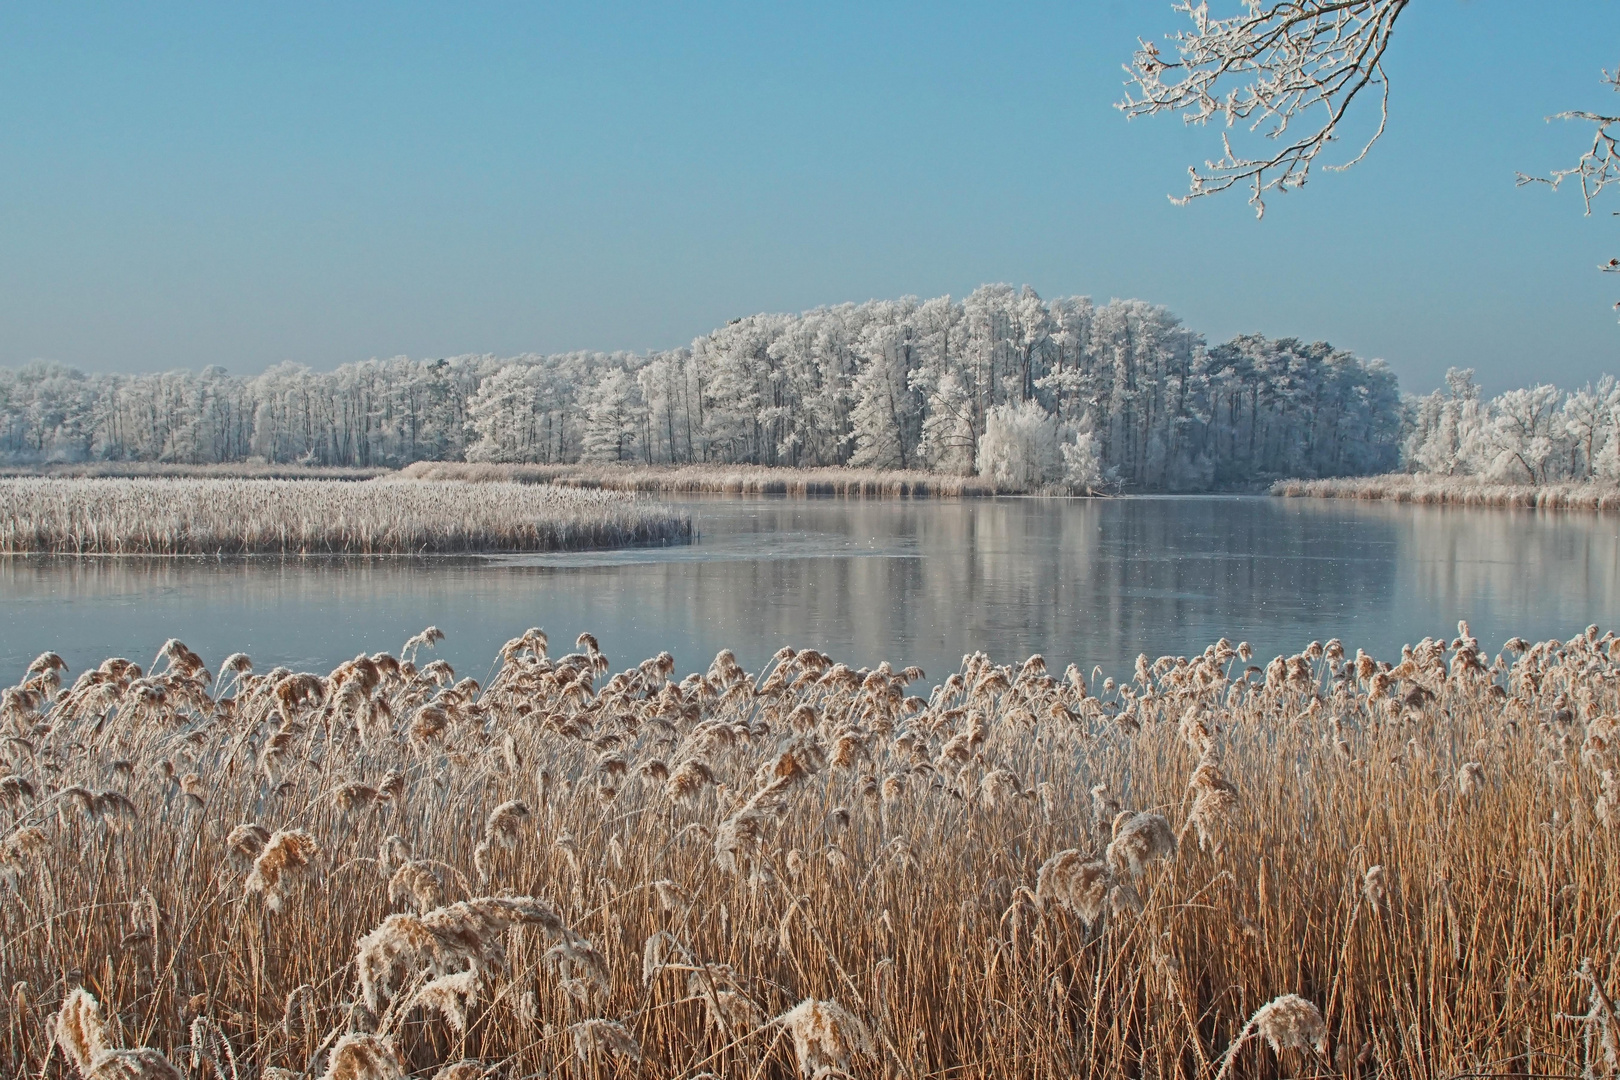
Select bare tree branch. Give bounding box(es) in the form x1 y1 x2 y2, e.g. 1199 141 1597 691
1118 0 1410 217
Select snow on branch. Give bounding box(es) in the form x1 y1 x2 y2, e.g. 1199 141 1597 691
1119 0 1409 216
1517 68 1620 307
1518 68 1620 220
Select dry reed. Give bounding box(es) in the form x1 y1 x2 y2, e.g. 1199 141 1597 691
0 463 391 481
399 461 1016 498
4 621 1620 1077
0 478 691 554
1273 472 1620 512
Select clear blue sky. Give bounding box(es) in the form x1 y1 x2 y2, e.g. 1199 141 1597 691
3 1 1618 394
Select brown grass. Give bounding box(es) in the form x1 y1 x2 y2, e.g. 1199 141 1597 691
3 626 1620 1078
400 461 1016 498
0 463 391 481
1274 473 1620 511
0 479 692 554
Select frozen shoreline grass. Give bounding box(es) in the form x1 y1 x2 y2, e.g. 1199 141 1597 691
3 623 1618 1077
1273 472 1620 511
401 460 1017 497
0 478 692 554
0 462 390 480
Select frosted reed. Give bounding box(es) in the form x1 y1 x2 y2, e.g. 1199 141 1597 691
4 622 1619 1077
0 478 691 554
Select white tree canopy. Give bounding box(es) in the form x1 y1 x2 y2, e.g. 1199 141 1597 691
0 288 1404 490
1403 368 1620 484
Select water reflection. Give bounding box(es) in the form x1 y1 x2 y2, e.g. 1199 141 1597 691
1 496 1615 683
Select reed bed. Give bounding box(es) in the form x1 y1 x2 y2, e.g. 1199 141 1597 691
400 462 1016 498
0 479 691 555
1274 473 1620 512
0 463 391 481
4 623 1620 1079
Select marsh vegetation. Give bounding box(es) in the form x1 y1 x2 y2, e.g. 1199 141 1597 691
0 479 691 555
1274 474 1620 512
3 624 1618 1078
397 463 1013 498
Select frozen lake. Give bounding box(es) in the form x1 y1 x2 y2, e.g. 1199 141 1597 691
2 494 1616 684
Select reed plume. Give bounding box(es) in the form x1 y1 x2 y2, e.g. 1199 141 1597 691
225 823 271 861
388 861 444 913
775 998 873 1078
1212 994 1327 1080
1035 849 1111 926
281 985 315 1041
410 969 480 1034
355 896 566 1011
1457 761 1487 798
0 824 48 885
187 1016 237 1080
52 988 184 1080
319 1034 404 1080
1106 812 1177 878
246 829 321 912
8 626 1620 1078
569 1019 641 1064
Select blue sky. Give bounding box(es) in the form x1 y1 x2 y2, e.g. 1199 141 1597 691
3 1 1619 394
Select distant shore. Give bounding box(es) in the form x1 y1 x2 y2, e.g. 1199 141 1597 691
1272 473 1620 511
0 458 1301 498
397 461 1031 497
0 461 1047 496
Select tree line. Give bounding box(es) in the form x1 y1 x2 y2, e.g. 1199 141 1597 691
1402 369 1620 483
0 285 1405 490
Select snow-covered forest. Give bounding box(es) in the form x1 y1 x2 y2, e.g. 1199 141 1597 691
1403 369 1620 483
0 285 1403 490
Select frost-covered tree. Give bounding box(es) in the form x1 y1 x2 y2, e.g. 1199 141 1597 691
466 366 545 463
1596 396 1620 480
1396 373 1620 485
849 312 922 469
977 400 1060 488
580 368 645 464
1120 0 1407 215
1477 385 1566 483
636 352 700 464
1405 368 1486 477
768 306 858 467
1561 375 1620 478
916 371 979 475
1060 420 1105 491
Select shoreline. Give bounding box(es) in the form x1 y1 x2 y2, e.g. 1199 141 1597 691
1272 473 1620 511
0 460 1289 498
399 460 1023 497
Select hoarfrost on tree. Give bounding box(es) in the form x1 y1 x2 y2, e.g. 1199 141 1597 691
0 287 1403 491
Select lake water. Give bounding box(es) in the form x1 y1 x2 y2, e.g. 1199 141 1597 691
2 495 1617 686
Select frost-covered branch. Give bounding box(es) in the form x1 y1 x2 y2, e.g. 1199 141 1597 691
1516 66 1620 308
1517 67 1620 216
1119 0 1409 216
